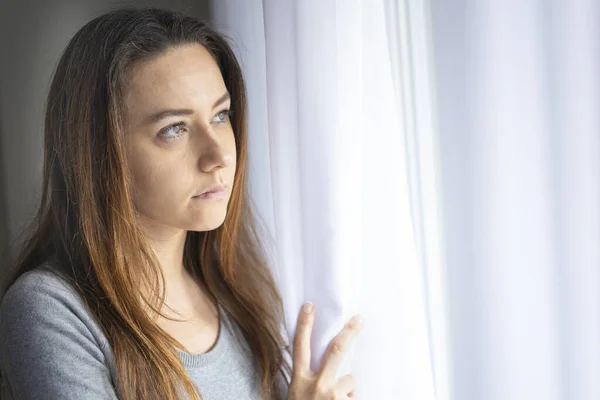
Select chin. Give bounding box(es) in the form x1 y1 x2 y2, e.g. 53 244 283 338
188 213 227 232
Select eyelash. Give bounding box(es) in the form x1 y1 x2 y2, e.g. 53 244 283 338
158 109 232 141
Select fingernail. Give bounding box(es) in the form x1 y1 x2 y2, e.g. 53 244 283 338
303 302 314 313
351 314 364 326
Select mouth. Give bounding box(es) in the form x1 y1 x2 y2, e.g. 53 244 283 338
192 184 228 200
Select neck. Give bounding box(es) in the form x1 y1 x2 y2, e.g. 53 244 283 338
136 221 216 321
136 217 189 287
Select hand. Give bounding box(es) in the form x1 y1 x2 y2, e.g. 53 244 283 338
287 302 364 399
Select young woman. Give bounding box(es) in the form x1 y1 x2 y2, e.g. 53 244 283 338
0 7 363 400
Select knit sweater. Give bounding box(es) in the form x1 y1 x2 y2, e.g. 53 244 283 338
0 265 287 399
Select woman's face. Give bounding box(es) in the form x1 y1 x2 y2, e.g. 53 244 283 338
122 43 236 237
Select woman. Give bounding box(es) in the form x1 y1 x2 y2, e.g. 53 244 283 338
0 7 363 400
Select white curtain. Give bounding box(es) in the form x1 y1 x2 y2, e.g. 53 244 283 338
212 1 445 399
431 1 600 400
212 1 599 399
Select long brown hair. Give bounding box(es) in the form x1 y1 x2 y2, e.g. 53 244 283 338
3 7 291 400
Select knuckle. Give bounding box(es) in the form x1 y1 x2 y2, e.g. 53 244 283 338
313 383 328 397
330 340 345 356
299 314 311 327
293 330 307 346
294 368 312 380
293 341 303 355
293 334 304 347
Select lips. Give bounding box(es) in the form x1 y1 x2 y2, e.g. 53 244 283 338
193 184 227 197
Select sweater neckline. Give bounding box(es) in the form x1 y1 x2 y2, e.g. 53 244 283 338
176 303 228 368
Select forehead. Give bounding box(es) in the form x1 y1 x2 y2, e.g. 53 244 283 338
123 43 227 114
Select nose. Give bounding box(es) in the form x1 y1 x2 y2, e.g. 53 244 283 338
196 126 234 173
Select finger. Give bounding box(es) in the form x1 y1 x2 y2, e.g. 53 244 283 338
335 374 356 396
292 302 315 376
318 315 364 384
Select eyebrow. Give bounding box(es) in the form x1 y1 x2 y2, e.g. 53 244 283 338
144 92 231 124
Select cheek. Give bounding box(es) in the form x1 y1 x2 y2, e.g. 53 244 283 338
128 150 193 215
227 134 238 182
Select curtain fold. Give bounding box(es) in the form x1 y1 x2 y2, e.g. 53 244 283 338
212 1 440 398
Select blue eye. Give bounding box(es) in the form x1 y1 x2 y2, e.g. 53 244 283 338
212 109 231 124
158 122 187 141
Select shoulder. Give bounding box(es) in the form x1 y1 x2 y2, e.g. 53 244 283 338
2 265 76 305
0 263 113 359
1 265 91 329
0 264 118 399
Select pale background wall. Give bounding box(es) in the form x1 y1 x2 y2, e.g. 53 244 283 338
0 0 210 293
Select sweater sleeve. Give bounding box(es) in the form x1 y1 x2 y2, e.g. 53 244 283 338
0 270 118 400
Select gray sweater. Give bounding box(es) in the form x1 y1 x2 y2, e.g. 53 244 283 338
0 265 285 399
